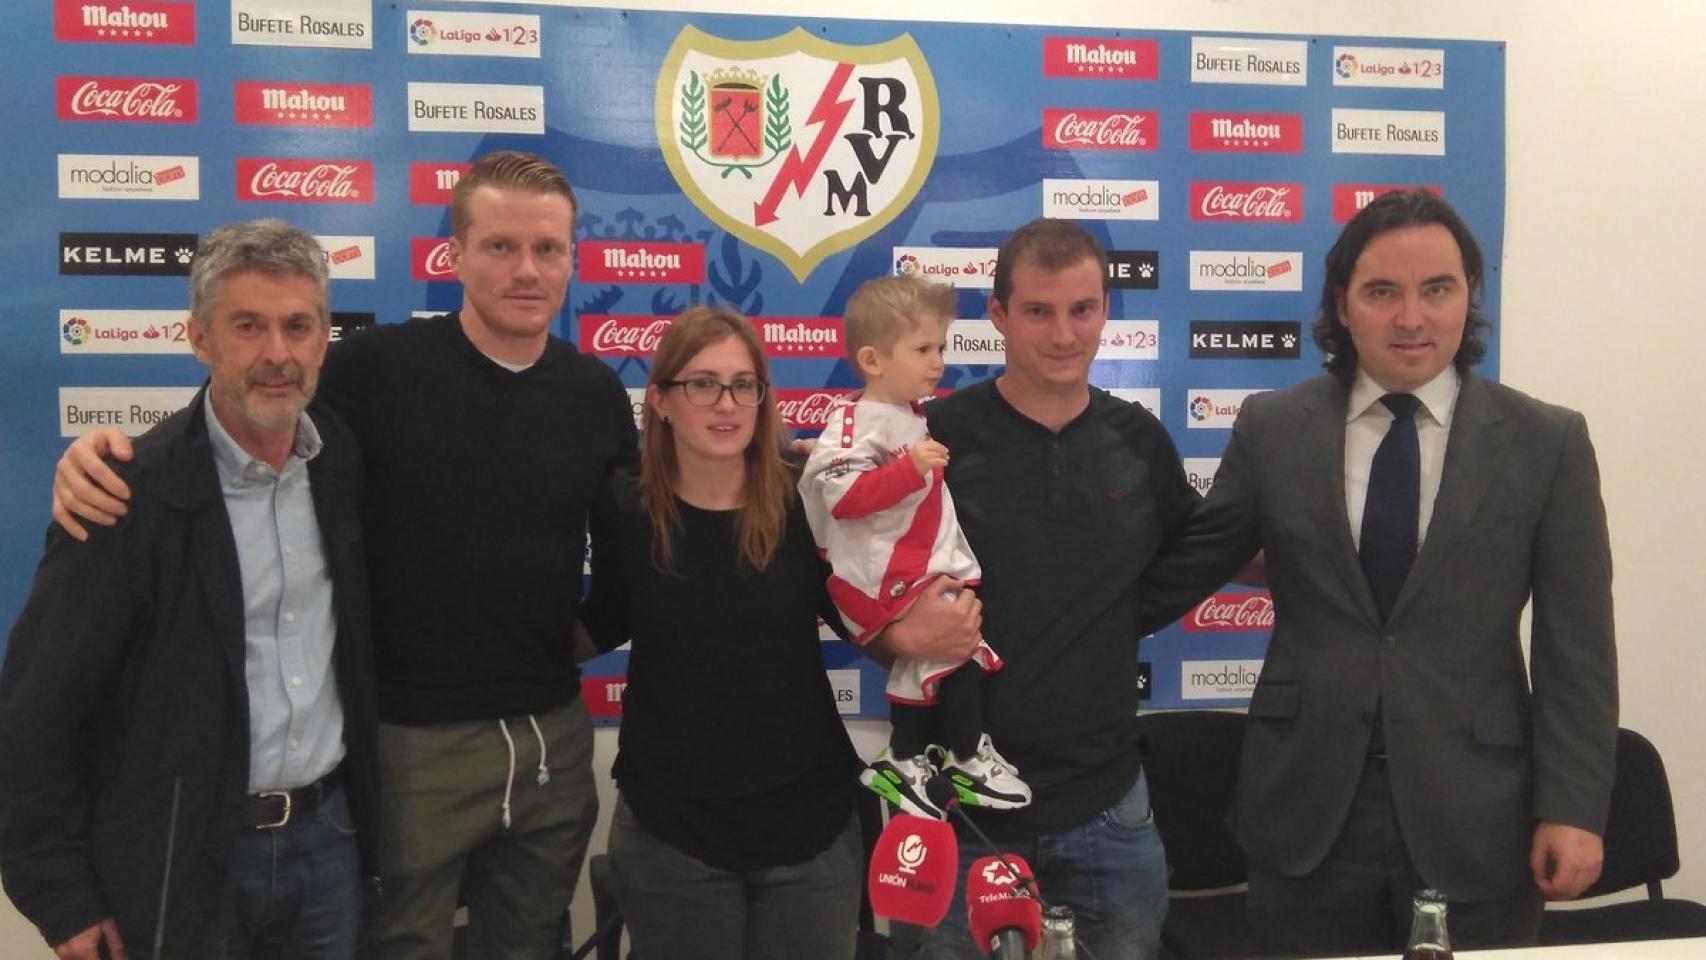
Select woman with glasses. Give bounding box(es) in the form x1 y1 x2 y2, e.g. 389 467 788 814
578 306 868 957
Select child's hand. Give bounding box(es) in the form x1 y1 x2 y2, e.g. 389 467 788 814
909 438 949 476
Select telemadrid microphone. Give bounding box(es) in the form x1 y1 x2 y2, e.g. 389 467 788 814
925 774 1045 903
966 853 1043 959
867 813 959 927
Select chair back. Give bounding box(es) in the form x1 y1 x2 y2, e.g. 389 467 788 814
1583 727 1681 899
1139 710 1247 890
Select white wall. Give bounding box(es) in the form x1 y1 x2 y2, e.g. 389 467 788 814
6 0 1703 955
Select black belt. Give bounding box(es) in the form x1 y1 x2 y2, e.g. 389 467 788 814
243 766 342 830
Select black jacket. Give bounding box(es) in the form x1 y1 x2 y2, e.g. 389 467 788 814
0 390 380 956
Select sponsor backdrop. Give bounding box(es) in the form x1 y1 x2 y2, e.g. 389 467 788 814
0 2 1504 715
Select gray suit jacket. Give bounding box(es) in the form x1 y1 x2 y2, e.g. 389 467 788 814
1140 370 1618 900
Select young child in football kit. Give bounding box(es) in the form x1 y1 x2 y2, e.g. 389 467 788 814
800 274 1030 819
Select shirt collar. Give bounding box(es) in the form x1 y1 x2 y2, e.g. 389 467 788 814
202 390 322 485
1346 365 1461 428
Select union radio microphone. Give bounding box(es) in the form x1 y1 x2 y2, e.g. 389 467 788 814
965 853 1043 960
867 813 958 927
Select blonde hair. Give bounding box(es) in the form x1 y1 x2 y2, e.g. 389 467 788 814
843 274 955 375
450 150 577 239
638 307 793 573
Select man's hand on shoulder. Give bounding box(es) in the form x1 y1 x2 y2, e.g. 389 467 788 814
1531 821 1604 900
53 428 134 542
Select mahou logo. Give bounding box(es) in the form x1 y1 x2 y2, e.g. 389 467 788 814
1184 592 1276 632
1188 112 1302 153
579 316 674 357
55 0 195 44
411 237 456 280
774 389 858 431
237 159 372 203
1043 37 1159 79
409 162 471 204
234 82 372 128
579 242 706 285
758 317 842 357
1042 109 1157 151
1191 182 1304 222
58 76 196 123
1333 183 1442 223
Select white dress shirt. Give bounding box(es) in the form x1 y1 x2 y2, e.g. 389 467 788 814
1344 366 1460 553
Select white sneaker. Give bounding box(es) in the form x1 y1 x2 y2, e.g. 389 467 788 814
941 734 1032 810
861 748 947 819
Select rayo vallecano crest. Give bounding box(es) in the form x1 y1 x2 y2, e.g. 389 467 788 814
657 27 939 281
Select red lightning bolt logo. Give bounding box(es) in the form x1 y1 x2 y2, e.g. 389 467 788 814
753 62 855 227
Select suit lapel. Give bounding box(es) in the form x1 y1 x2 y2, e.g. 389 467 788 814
1294 378 1382 626
1390 371 1511 621
162 396 249 690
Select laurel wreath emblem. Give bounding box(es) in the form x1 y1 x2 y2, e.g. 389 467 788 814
679 70 793 179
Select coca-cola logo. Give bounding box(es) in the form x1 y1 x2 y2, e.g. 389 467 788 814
579 316 674 356
1191 182 1304 222
773 389 855 430
237 159 372 203
1043 109 1157 151
58 76 196 123
1183 592 1276 632
409 238 457 280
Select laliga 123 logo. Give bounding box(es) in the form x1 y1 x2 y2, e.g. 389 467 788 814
62 316 91 346
656 27 939 281
1334 53 1358 79
409 19 435 45
1189 396 1214 421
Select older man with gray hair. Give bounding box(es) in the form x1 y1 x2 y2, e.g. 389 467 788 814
0 219 380 960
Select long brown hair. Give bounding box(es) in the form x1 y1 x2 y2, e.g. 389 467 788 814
639 306 793 572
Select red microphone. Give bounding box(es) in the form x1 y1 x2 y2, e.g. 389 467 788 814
966 853 1042 958
868 813 959 927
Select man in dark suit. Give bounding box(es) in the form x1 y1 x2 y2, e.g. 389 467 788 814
1141 189 1618 955
0 220 379 960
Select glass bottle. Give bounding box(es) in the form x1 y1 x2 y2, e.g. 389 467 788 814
1039 904 1078 960
1402 888 1453 960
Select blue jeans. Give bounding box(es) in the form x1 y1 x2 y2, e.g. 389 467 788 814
203 786 362 960
918 770 1168 960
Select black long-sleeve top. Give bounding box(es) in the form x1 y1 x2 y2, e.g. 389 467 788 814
582 475 862 870
317 313 637 724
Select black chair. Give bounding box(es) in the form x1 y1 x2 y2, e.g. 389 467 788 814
1539 727 1706 945
1139 709 1265 960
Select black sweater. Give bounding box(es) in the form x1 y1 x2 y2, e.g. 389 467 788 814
582 477 862 869
318 313 637 724
926 381 1199 841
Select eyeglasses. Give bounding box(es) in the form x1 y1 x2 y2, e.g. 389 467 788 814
659 377 767 407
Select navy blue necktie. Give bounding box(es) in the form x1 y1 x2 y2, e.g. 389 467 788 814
1360 393 1421 622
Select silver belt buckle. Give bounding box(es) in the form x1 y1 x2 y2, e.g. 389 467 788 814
256 789 293 829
